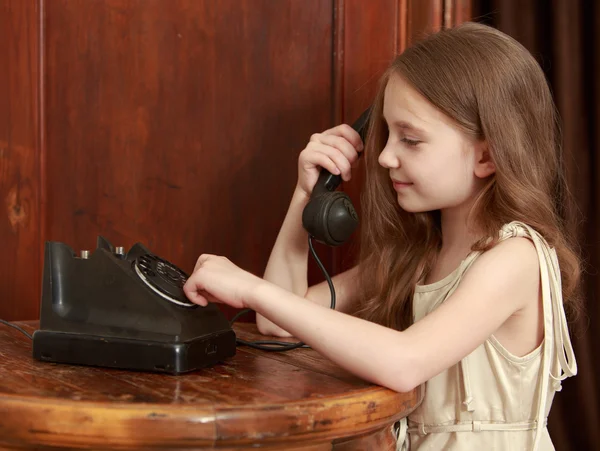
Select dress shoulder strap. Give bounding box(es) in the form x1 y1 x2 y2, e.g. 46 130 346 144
499 221 577 449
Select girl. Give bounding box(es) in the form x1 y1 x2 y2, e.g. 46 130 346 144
183 22 580 450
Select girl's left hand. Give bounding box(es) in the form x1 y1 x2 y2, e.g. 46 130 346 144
182 254 264 310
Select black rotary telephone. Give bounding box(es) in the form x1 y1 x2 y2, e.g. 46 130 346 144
31 237 237 374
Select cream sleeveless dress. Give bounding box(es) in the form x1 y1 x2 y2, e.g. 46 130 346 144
394 221 577 451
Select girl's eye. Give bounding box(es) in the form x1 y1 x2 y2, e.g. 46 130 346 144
401 137 421 147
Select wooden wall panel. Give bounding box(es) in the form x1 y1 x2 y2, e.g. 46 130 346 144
407 0 444 43
0 0 41 321
446 0 472 27
0 0 472 321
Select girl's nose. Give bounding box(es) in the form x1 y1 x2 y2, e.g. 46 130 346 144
378 145 400 169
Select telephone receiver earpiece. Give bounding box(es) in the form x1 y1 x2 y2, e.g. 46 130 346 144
302 106 372 246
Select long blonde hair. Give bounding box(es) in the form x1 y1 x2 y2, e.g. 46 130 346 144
352 22 582 331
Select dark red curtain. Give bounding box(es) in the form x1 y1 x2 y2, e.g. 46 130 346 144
473 1 599 450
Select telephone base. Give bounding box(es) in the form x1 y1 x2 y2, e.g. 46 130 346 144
32 329 237 374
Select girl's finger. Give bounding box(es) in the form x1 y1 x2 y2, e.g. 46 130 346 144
322 124 364 152
304 151 341 176
318 134 361 162
184 284 207 305
310 142 352 181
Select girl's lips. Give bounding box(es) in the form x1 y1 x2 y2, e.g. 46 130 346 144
392 179 413 190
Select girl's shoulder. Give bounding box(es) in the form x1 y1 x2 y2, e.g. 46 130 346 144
472 232 540 284
473 221 551 267
464 221 544 277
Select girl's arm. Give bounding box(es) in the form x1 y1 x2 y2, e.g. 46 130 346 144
247 237 540 392
257 187 312 337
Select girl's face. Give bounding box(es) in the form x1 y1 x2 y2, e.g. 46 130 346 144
378 73 492 214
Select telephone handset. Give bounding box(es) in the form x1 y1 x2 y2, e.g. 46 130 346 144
301 107 372 246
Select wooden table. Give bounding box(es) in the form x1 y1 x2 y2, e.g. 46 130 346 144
0 321 421 450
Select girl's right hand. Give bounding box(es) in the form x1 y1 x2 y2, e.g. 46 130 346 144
296 124 364 198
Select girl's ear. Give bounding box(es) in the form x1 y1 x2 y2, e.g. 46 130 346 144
474 141 495 178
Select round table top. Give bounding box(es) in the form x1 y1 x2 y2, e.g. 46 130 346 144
0 320 421 449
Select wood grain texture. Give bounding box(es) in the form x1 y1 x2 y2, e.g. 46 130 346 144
0 0 41 321
406 0 444 43
0 321 421 450
446 0 472 27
